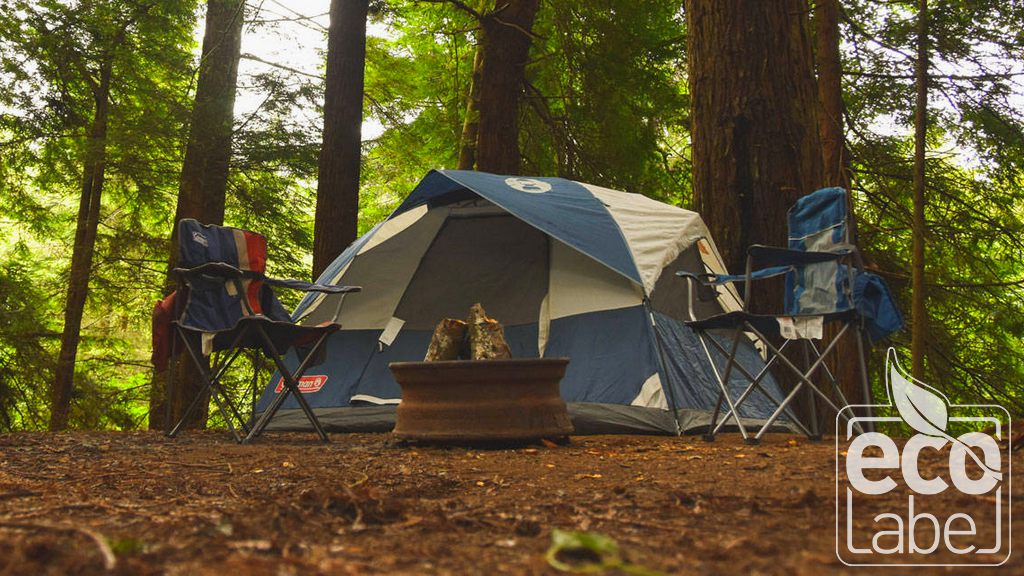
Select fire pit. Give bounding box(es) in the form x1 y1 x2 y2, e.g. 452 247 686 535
389 358 573 442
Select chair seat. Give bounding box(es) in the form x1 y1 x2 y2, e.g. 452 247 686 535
174 316 340 353
686 308 857 336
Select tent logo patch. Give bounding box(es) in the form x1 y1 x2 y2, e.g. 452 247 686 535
836 348 1011 566
273 375 327 394
505 177 551 194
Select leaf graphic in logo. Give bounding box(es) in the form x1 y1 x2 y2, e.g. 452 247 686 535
886 348 949 437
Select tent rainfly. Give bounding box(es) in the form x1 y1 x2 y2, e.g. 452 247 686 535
255 170 785 434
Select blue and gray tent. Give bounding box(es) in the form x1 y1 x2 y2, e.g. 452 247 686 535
255 170 787 434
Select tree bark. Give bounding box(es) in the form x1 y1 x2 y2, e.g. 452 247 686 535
815 0 866 410
687 0 823 295
312 0 369 280
149 0 245 431
474 0 540 175
175 0 245 229
50 63 113 431
687 0 824 427
457 46 484 170
911 0 929 379
816 0 849 191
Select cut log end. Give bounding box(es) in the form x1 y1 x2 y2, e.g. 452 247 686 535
424 303 512 361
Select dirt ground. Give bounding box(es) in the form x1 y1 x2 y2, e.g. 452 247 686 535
0 430 1019 575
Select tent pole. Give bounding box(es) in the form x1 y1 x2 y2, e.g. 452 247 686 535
643 298 683 435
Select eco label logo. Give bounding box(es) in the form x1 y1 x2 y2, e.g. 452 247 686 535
273 375 327 394
505 177 552 194
836 349 1011 566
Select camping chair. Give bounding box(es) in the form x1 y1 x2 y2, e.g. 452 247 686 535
164 219 360 443
677 187 902 444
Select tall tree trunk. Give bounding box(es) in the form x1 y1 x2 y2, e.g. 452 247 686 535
911 0 929 379
149 0 245 431
457 46 484 170
816 0 866 409
688 0 824 428
312 0 369 280
816 0 848 191
474 0 540 175
687 0 823 289
50 63 113 431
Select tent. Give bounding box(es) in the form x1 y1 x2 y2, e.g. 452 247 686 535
255 170 785 434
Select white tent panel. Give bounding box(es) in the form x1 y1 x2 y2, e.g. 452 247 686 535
695 238 744 314
357 204 429 256
304 207 447 330
631 373 668 409
582 183 709 293
548 239 642 321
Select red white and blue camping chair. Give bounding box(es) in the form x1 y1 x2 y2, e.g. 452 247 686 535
165 219 360 443
677 187 902 444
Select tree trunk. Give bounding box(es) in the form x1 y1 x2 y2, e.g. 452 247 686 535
474 0 540 175
816 0 848 191
911 0 929 379
687 0 823 289
176 0 245 228
815 0 866 410
687 0 824 427
149 0 245 431
457 46 484 170
50 64 113 431
312 0 369 280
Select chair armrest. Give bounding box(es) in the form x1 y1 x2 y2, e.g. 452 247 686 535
264 277 362 294
172 262 245 278
675 271 717 284
747 244 855 267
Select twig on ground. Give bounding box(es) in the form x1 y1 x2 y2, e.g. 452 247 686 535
0 520 117 570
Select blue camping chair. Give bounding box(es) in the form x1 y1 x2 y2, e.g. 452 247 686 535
678 187 902 444
165 219 360 443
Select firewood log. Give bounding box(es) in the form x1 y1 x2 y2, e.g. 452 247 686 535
424 318 468 361
467 303 512 360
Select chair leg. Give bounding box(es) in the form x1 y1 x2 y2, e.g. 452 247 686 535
762 330 864 437
802 341 821 441
698 328 749 442
164 329 178 437
855 326 875 433
245 327 331 443
709 337 789 436
168 329 251 442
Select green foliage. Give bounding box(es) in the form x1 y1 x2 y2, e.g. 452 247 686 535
0 0 1021 430
0 252 57 431
546 528 666 575
525 0 688 202
842 0 1024 414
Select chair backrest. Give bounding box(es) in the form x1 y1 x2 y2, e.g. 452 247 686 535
179 218 268 274
175 219 289 334
787 186 850 252
784 187 854 315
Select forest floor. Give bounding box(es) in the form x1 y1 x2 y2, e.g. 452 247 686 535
0 430 1020 575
